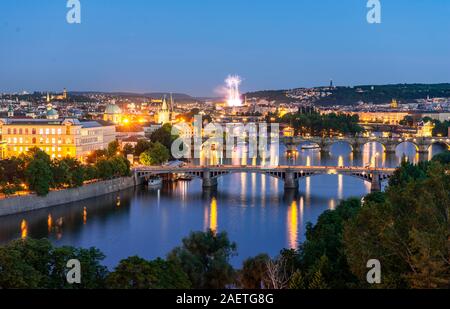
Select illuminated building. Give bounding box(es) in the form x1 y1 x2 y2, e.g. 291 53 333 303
350 111 409 125
390 99 398 109
46 88 68 102
46 104 59 120
7 104 14 118
0 118 116 160
103 102 123 124
417 121 434 137
157 96 171 124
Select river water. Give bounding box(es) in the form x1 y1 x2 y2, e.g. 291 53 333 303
0 142 445 267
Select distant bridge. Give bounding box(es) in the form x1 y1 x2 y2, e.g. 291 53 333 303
134 165 396 193
282 136 450 154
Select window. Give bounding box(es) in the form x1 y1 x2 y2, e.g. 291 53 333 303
45 128 50 135
13 137 17 143
32 128 36 135
25 128 29 135
19 128 23 134
32 137 36 144
57 128 62 135
19 137 23 143
39 129 44 135
52 138 56 144
7 129 11 134
13 129 17 134
51 128 56 135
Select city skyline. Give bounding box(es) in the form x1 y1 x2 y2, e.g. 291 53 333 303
1 0 449 96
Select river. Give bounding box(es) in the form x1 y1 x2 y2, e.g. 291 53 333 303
0 142 445 267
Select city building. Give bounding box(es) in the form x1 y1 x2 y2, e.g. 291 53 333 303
157 96 171 124
103 102 123 124
350 111 410 125
416 121 434 137
0 118 116 160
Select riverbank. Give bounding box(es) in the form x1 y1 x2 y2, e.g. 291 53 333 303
0 176 142 217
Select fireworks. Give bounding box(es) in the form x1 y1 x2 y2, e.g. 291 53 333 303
225 75 243 107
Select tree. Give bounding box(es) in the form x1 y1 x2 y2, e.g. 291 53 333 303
432 150 450 165
298 198 361 288
106 256 191 289
134 139 152 156
0 238 107 289
344 162 450 288
150 124 175 151
95 158 114 180
25 157 53 196
139 142 169 166
168 230 237 289
240 254 271 289
122 143 134 156
106 256 157 289
107 140 120 157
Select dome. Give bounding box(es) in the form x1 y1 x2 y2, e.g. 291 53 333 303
47 109 58 116
104 104 122 114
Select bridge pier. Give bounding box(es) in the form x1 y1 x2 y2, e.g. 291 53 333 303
202 170 218 188
384 142 397 154
370 172 381 193
284 171 299 189
351 143 362 153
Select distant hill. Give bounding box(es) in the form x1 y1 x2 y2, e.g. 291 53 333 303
245 83 450 105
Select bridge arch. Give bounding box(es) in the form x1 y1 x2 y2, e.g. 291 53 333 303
429 140 450 151
396 140 420 153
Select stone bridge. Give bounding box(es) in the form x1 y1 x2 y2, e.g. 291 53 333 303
134 165 396 193
282 136 450 154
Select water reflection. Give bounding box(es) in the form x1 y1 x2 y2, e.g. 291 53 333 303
287 200 298 249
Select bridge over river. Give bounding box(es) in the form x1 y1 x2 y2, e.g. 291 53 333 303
134 165 396 193
282 136 450 154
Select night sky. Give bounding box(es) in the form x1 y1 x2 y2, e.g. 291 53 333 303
1 0 449 96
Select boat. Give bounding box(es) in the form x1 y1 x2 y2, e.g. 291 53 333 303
177 174 193 181
147 176 162 187
301 143 320 150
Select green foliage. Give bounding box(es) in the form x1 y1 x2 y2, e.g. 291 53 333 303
344 162 450 288
298 198 361 288
107 140 120 157
432 150 450 165
106 256 158 289
168 229 237 289
139 142 170 166
278 112 363 136
122 143 135 156
134 139 152 156
240 254 270 289
150 124 178 153
52 157 84 188
0 239 107 289
25 157 53 196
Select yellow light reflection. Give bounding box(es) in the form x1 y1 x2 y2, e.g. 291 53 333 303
47 214 52 233
338 155 344 167
210 197 218 233
338 174 343 200
83 207 87 225
21 219 27 239
287 201 298 249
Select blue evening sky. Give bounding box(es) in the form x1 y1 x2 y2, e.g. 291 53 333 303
0 0 449 96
